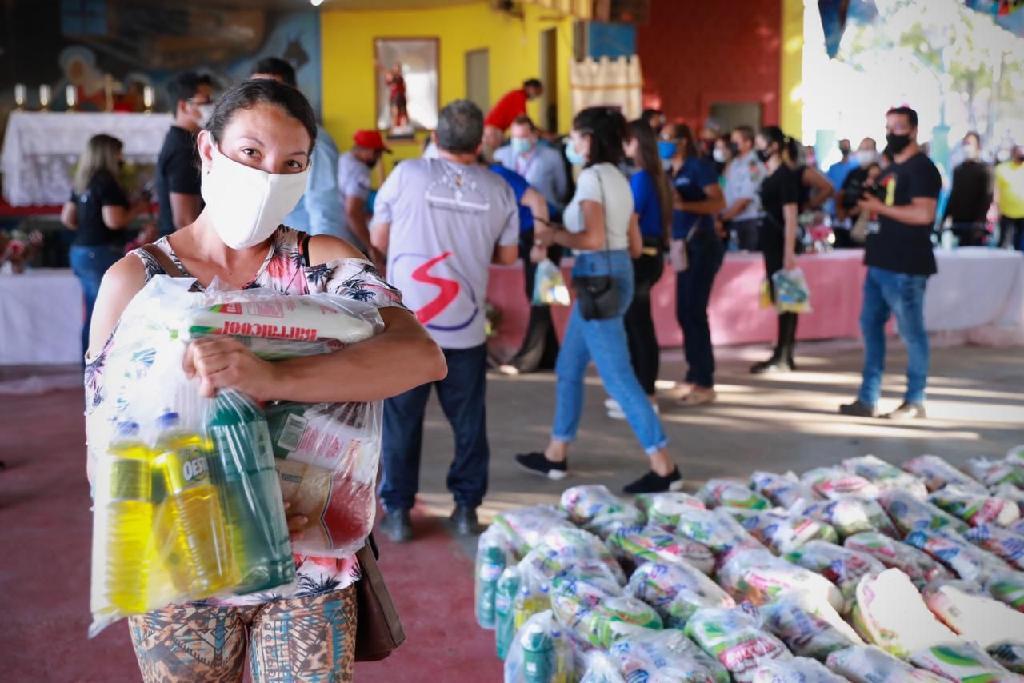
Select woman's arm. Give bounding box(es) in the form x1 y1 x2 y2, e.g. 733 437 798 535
678 184 726 215
88 255 150 358
101 198 149 230
61 201 78 229
802 166 834 211
783 202 799 270
627 213 642 259
551 199 606 251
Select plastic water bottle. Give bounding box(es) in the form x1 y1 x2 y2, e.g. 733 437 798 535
153 412 237 598
208 390 294 594
495 566 520 660
93 421 153 614
475 538 507 629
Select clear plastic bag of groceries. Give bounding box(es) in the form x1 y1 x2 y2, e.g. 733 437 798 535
533 258 570 306
771 268 811 314
86 276 384 635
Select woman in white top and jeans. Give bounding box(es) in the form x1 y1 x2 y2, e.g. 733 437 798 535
515 107 683 494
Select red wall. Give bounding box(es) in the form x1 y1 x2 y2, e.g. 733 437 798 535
636 0 781 128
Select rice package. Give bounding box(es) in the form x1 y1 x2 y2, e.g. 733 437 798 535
697 479 771 510
503 610 575 683
966 457 1024 489
531 526 626 585
844 532 953 587
607 628 731 683
784 540 885 612
636 492 707 529
607 526 715 575
749 657 847 683
908 641 1019 681
825 646 948 682
559 485 643 538
760 596 863 661
796 497 898 539
964 524 1024 570
903 455 987 493
730 509 838 554
750 471 821 509
672 507 765 557
550 576 661 649
923 580 1024 648
851 568 957 658
842 455 929 500
879 490 972 537
685 607 792 682
986 571 1024 612
494 506 575 557
928 485 1022 528
800 466 880 500
905 528 1012 583
718 548 845 611
625 561 735 628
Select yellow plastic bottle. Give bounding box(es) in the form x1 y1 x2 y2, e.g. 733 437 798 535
93 421 153 615
152 412 238 599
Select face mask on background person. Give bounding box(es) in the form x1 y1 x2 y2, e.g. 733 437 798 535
565 138 586 166
713 147 728 164
657 140 677 160
856 149 876 166
885 133 912 155
201 146 309 249
756 148 771 163
510 137 533 156
196 103 215 126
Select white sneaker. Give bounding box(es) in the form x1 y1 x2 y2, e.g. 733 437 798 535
497 364 520 376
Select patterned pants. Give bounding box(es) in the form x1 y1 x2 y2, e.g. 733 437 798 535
128 586 357 683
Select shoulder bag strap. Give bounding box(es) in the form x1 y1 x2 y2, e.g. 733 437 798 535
139 243 186 278
592 165 614 271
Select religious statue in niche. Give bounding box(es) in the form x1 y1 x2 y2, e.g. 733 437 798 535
385 63 410 130
374 38 439 138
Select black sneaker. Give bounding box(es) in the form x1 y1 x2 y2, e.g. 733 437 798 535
450 506 481 536
515 452 568 480
381 508 412 543
623 467 684 495
839 400 878 418
884 402 927 420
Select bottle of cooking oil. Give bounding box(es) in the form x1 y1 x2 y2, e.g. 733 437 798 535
152 412 238 598
92 421 153 615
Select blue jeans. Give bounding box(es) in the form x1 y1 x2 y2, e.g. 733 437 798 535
553 250 668 454
69 244 121 359
676 230 724 388
857 266 930 406
380 344 489 511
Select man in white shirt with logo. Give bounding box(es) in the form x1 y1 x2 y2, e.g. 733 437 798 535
494 115 568 218
338 129 390 263
371 99 519 542
720 125 767 251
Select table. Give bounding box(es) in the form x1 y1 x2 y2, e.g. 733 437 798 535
1 111 173 206
487 248 1024 358
1 269 83 365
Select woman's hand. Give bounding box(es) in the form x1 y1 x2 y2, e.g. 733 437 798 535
183 336 277 400
529 244 547 263
784 251 798 272
283 501 309 537
533 227 556 249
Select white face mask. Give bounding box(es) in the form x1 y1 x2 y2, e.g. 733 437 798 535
201 146 309 249
856 149 877 166
196 103 215 127
713 147 728 164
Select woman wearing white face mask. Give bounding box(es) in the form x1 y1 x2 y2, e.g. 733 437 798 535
86 79 446 682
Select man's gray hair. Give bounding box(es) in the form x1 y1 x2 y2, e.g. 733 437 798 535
436 99 483 154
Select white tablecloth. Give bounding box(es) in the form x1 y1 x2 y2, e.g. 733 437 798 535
1 111 173 206
1 270 82 365
929 248 1024 345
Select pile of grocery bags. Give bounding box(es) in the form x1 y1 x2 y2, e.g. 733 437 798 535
475 452 1024 682
87 275 383 635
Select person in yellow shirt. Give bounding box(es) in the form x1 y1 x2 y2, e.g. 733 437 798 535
994 143 1024 250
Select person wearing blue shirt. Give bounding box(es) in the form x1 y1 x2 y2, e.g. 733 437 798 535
489 162 558 376
495 115 568 219
606 120 673 419
662 124 725 406
824 138 857 217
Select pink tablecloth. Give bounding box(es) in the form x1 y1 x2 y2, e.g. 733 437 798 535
485 249 1024 359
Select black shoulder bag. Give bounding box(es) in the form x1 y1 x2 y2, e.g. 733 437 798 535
572 165 621 321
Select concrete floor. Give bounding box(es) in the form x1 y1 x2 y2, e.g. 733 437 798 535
0 342 1021 681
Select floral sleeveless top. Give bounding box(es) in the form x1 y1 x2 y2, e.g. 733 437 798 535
85 227 404 606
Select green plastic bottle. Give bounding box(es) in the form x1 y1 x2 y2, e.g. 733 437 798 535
475 541 506 629
153 412 237 598
208 390 294 594
520 620 554 683
495 566 521 660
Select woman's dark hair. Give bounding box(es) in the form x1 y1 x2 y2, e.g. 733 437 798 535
573 106 627 167
253 56 297 87
761 125 800 165
627 119 672 237
664 123 699 159
206 79 317 153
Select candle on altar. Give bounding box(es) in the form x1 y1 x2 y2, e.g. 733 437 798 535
65 85 77 110
38 84 51 110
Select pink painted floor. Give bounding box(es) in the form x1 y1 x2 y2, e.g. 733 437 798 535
0 387 496 682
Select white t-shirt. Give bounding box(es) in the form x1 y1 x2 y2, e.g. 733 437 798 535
372 158 518 349
563 163 634 252
724 150 767 221
337 151 372 203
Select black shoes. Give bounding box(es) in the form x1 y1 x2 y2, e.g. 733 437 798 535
450 506 481 536
750 355 797 374
381 508 412 543
515 452 568 480
839 400 878 418
884 402 927 420
623 467 684 495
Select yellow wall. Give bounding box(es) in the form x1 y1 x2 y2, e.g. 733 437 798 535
320 1 576 169
780 0 804 138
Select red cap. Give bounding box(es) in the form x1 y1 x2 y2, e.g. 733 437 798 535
353 129 391 152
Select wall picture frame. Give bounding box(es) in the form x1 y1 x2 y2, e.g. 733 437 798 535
374 37 439 138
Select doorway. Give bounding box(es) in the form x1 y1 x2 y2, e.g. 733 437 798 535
465 48 490 114
539 27 558 133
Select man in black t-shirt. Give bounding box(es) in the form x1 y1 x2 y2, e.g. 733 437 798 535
840 106 941 421
945 132 992 246
155 72 213 235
